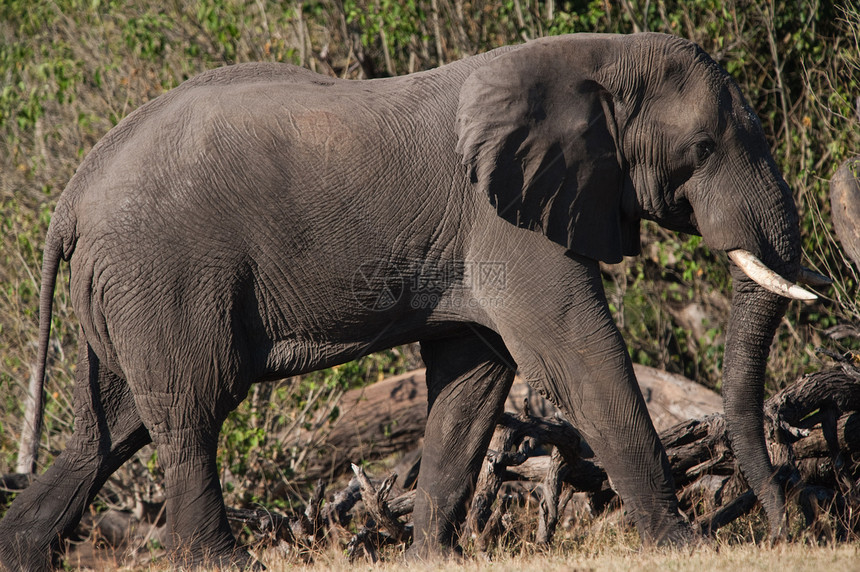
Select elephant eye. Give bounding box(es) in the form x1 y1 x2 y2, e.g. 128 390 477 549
693 140 714 165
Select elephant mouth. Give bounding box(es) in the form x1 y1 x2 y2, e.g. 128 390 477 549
726 249 827 301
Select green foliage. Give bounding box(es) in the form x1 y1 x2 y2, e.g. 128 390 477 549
123 12 174 60
216 348 411 507
194 0 243 61
345 0 426 73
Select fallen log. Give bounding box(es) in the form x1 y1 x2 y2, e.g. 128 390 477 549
296 364 722 483
297 370 429 483
633 363 723 431
350 464 405 542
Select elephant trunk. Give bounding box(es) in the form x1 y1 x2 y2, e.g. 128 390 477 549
722 272 790 536
694 169 802 536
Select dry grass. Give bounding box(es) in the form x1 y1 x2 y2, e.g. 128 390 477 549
61 505 860 572
380 544 860 572
78 542 860 572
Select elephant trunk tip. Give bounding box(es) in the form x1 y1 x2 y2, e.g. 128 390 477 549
797 267 832 287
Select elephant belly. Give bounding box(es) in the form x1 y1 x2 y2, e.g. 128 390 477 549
254 320 457 381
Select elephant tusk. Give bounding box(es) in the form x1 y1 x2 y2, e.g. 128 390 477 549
797 266 833 287
727 250 818 301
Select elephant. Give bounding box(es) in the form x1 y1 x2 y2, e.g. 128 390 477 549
0 32 821 570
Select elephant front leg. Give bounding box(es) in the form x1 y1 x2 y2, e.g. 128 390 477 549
0 342 150 572
510 339 691 544
487 255 692 546
568 361 692 545
410 328 516 557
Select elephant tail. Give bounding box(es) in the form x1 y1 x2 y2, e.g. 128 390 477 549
15 198 77 474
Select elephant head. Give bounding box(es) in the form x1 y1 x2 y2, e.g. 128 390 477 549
457 33 816 537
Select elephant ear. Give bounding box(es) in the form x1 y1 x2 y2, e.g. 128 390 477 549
455 38 639 263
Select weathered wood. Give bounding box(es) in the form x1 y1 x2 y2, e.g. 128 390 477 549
505 364 723 433
292 479 326 544
469 366 860 541
26 364 860 563
698 489 758 535
536 447 565 545
124 365 860 556
387 489 416 518
298 364 723 482
350 464 405 542
633 363 724 431
466 407 531 539
226 506 299 544
474 494 512 553
344 467 412 563
466 399 589 548
327 476 361 526
223 479 327 547
830 157 860 271
766 368 860 428
299 370 429 482
662 414 735 489
347 527 379 563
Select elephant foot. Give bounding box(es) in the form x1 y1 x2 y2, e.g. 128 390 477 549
170 546 264 571
646 518 696 548
404 538 463 563
0 528 56 572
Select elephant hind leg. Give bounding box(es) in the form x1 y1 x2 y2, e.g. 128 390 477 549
151 428 242 569
409 327 516 557
128 369 251 568
0 337 150 572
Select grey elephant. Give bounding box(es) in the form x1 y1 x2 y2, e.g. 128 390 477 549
1 32 821 570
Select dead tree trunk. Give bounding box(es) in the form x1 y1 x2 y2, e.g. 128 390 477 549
295 364 722 483
830 157 860 271
297 370 429 483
